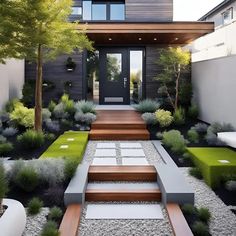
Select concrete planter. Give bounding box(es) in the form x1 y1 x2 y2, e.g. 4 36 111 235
0 199 26 236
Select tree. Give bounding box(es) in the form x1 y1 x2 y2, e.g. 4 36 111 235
1 0 93 132
155 47 190 111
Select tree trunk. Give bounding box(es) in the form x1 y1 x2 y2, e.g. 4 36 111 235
34 44 43 132
175 65 181 111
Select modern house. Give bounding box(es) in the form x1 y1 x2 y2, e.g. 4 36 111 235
190 0 236 128
25 0 214 105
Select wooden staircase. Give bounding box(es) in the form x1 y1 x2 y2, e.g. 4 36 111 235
85 165 161 202
90 110 150 140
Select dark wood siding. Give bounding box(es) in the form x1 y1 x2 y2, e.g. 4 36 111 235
126 0 173 22
25 52 84 104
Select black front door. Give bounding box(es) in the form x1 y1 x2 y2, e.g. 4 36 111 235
99 48 129 105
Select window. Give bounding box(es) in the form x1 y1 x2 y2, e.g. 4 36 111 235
83 1 92 20
71 7 82 15
110 4 125 20
222 8 233 25
106 53 122 82
92 3 107 20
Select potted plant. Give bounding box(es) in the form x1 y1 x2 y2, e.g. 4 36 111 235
66 57 76 72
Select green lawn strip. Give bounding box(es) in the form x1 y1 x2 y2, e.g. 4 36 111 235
40 131 89 163
187 147 236 188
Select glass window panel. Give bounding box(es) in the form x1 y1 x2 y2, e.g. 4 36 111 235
83 1 92 20
223 8 233 24
92 4 107 20
130 51 143 103
110 4 125 20
72 7 82 15
106 53 122 82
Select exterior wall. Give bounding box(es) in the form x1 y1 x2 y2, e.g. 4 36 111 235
192 55 236 128
25 52 84 103
0 59 24 109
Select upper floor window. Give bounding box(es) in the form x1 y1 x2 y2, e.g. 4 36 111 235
72 7 82 16
82 0 125 21
222 8 233 25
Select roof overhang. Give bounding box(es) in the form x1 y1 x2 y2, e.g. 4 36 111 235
77 22 214 45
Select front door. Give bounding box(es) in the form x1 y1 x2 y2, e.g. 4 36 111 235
99 48 129 105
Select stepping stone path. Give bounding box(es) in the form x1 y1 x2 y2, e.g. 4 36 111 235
60 145 69 149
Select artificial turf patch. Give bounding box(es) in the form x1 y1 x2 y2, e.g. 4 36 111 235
40 131 88 163
187 147 236 188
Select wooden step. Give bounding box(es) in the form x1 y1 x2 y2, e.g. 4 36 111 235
88 166 157 182
85 189 161 202
91 123 146 130
89 129 150 140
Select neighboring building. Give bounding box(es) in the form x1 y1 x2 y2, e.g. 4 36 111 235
25 0 213 105
190 0 236 128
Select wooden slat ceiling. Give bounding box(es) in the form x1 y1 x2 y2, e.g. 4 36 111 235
77 22 214 45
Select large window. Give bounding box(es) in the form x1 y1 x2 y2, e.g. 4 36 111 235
71 7 82 16
82 0 125 21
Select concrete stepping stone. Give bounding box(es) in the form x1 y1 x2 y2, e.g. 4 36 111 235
92 158 117 166
122 158 149 165
60 145 69 149
86 204 163 219
67 138 75 141
95 149 116 157
120 143 142 148
121 149 145 157
97 143 116 149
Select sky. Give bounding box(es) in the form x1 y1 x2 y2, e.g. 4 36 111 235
174 0 224 21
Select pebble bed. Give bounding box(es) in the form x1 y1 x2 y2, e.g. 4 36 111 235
180 168 236 236
22 208 49 236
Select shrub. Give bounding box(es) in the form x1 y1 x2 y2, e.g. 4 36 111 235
188 129 199 143
162 130 186 153
0 112 10 123
48 207 63 221
45 133 56 141
2 127 18 137
60 94 76 115
193 123 208 134
53 103 68 119
10 104 34 128
42 109 51 122
5 99 22 113
64 159 78 181
189 167 203 179
17 130 45 149
173 107 185 125
0 162 8 207
197 207 211 223
0 142 13 156
48 101 56 113
156 132 163 140
15 166 39 192
61 119 73 128
75 100 96 114
225 180 236 191
192 221 209 236
188 103 199 119
134 99 160 113
45 119 60 133
141 113 157 125
74 112 96 125
182 204 196 215
155 109 173 127
40 220 59 236
0 135 7 144
27 197 43 215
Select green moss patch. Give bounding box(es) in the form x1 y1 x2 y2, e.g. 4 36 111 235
187 147 236 188
40 131 88 163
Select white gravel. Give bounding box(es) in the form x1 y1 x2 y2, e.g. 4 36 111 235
180 168 236 236
22 208 49 236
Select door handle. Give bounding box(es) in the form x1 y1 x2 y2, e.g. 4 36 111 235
124 77 127 88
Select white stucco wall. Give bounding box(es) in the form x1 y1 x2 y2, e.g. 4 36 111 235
192 55 236 128
0 59 24 110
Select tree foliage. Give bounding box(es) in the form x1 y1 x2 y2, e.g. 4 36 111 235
155 47 191 111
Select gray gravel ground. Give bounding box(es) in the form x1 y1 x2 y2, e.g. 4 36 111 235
180 168 236 236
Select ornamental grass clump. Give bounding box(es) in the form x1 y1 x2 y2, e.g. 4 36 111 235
173 107 185 125
75 100 96 114
155 109 173 127
134 99 160 113
48 207 63 221
141 112 157 125
27 197 43 215
0 142 13 156
187 129 199 143
40 220 59 236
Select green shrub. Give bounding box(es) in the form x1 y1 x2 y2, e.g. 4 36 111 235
5 99 22 113
75 100 96 114
188 103 199 119
17 130 45 149
134 99 160 113
0 142 13 155
48 207 63 221
0 135 7 144
27 197 43 215
192 221 209 236
61 94 76 115
187 129 199 143
155 109 173 127
189 167 203 180
182 204 196 215
0 162 8 205
156 132 163 140
45 133 56 141
40 220 59 236
21 80 35 107
15 166 39 192
197 207 211 223
10 104 34 128
48 101 56 113
64 159 78 180
141 113 157 125
173 107 185 125
162 130 186 154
